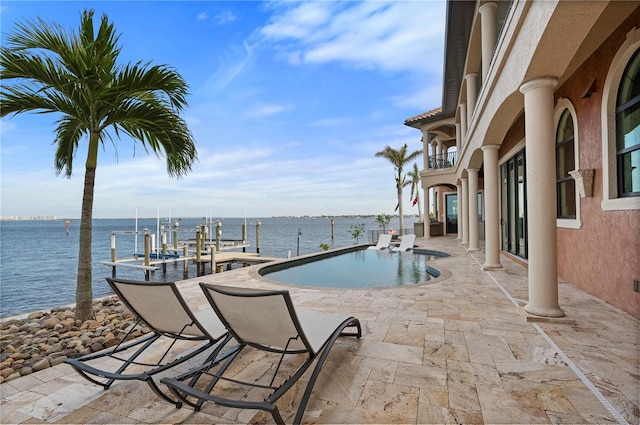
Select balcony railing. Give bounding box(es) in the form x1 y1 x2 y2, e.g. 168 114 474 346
428 151 457 170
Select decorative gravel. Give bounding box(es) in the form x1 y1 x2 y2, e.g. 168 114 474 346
0 297 151 383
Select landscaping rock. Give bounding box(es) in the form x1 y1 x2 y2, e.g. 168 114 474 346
0 296 149 377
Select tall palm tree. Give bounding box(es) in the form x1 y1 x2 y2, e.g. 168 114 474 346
406 162 423 222
375 144 422 234
1 10 197 321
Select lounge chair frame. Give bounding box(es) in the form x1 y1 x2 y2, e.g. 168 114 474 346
161 283 361 425
65 278 232 407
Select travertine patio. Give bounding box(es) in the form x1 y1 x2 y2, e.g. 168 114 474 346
1 236 638 424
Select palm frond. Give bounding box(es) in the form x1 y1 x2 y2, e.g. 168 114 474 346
2 8 197 177
53 116 86 177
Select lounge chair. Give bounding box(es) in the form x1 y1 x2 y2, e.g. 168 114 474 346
65 278 232 407
367 233 392 250
161 283 361 425
391 234 416 251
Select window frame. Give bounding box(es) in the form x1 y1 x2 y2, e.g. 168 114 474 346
554 99 581 229
601 27 640 211
615 49 640 198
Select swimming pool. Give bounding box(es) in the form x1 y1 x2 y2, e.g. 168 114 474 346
259 247 450 289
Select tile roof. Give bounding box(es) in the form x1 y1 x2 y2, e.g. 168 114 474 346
404 107 442 125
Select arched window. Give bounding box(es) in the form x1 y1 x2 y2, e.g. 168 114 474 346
616 48 640 197
556 109 576 218
555 99 580 228
601 27 640 211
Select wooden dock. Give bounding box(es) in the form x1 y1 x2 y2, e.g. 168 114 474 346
100 251 280 280
102 220 272 280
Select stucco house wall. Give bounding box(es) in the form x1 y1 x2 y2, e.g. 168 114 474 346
553 13 640 317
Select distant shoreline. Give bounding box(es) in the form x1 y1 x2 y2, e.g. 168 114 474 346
1 214 417 222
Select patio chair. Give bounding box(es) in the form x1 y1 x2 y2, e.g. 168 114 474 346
161 283 361 425
391 234 416 251
65 277 233 407
367 233 392 250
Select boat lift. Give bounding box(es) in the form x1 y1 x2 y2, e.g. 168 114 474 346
100 220 272 280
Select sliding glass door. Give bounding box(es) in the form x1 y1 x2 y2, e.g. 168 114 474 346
445 193 458 234
501 150 527 258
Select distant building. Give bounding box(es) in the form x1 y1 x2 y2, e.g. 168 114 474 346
0 216 57 221
405 1 639 318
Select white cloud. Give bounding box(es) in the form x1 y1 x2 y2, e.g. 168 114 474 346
204 42 255 93
212 10 236 25
258 1 445 75
390 83 443 110
260 2 335 39
0 119 17 136
246 103 291 118
197 12 208 20
307 117 353 128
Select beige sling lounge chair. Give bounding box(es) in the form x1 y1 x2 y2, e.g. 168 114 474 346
161 283 361 425
65 278 232 407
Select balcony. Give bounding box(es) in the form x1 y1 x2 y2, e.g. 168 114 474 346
428 151 457 171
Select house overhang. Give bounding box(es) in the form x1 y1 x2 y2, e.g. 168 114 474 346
404 0 476 130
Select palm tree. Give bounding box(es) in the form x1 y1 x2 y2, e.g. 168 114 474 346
406 162 423 222
375 144 422 234
1 10 197 322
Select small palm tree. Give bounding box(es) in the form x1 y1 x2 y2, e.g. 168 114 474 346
375 144 422 233
406 163 423 222
348 223 366 244
1 10 197 321
374 213 391 233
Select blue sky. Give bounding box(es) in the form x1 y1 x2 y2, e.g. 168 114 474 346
1 1 445 219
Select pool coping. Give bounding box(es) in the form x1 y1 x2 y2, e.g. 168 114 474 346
250 243 454 290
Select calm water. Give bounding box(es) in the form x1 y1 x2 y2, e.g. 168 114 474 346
262 248 445 289
0 216 417 317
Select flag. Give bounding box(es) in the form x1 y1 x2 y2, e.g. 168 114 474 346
412 194 419 206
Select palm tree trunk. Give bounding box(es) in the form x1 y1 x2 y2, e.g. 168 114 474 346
75 136 98 322
397 186 404 234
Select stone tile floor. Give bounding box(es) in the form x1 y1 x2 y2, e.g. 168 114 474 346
1 236 638 424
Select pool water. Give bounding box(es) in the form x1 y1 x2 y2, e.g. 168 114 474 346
260 248 449 288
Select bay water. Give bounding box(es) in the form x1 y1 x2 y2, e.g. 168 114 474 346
0 216 417 318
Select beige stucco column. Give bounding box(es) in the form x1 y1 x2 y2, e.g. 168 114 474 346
466 73 478 122
481 145 502 269
455 123 461 151
421 129 431 171
479 2 498 79
436 138 444 160
423 185 431 239
456 183 463 240
459 103 468 141
461 177 469 245
431 138 437 158
520 77 564 317
467 168 480 251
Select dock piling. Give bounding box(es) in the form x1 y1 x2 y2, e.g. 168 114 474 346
210 244 216 274
183 245 189 278
143 228 150 280
256 220 261 254
195 229 202 276
173 222 179 249
110 232 116 262
216 221 222 252
242 222 247 252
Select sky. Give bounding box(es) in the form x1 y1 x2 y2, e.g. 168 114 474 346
0 1 446 219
